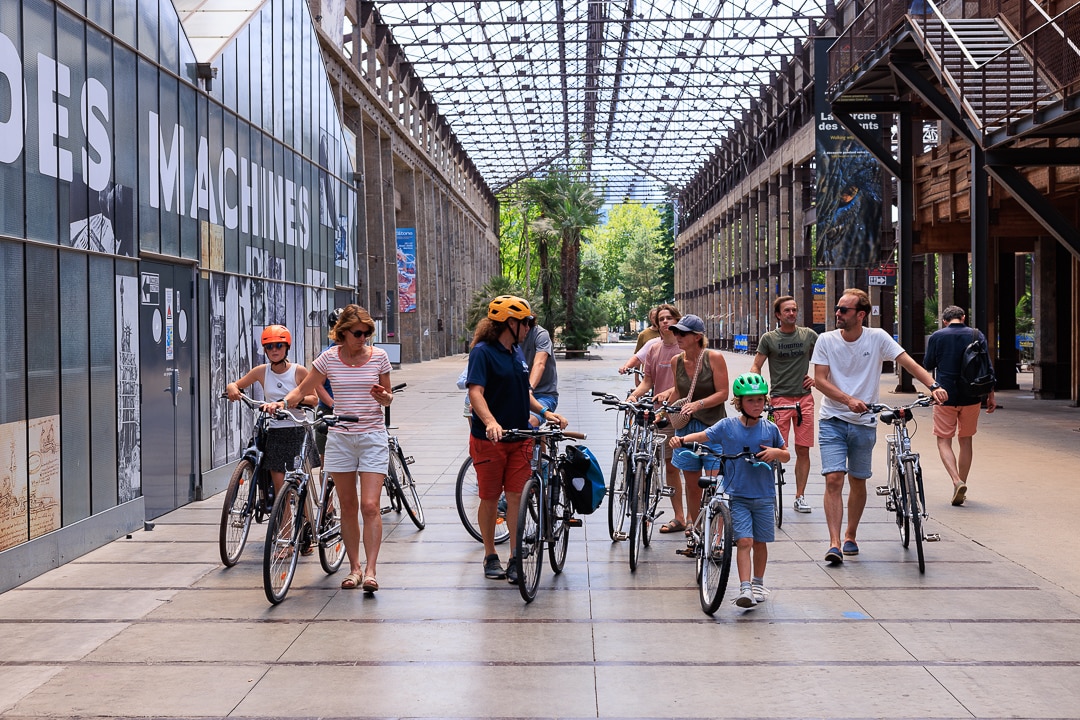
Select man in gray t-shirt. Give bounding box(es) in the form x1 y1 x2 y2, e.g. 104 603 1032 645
522 323 558 425
751 296 818 514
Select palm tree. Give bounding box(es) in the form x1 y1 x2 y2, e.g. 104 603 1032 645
523 171 603 350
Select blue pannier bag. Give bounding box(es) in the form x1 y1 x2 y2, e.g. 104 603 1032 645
562 444 605 515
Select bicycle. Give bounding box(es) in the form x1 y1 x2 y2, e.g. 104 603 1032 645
764 401 801 529
592 391 673 571
503 425 587 603
678 443 777 615
263 405 357 604
870 395 939 573
455 456 511 544
218 392 278 567
380 383 425 530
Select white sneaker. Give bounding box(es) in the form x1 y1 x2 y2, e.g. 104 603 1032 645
793 496 812 513
751 583 769 604
733 587 757 608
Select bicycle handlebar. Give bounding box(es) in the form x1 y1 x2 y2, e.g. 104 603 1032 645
683 442 772 469
766 402 803 426
391 382 407 393
867 395 933 415
502 426 587 442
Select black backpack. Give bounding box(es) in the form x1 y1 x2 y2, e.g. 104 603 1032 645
959 328 995 401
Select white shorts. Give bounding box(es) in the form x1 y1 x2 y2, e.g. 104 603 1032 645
323 429 389 475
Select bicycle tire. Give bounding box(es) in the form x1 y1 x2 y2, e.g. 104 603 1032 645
607 448 631 541
219 459 256 567
628 462 647 572
774 464 785 529
318 478 345 574
263 482 302 605
641 464 654 548
454 457 510 545
516 475 543 602
699 499 733 615
897 461 912 548
548 469 569 574
390 447 426 530
383 473 403 513
905 458 926 573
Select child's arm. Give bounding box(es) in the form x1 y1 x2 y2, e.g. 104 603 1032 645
756 443 790 464
669 430 707 448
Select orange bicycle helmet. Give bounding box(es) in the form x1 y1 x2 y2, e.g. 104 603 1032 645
261 324 292 347
487 295 533 322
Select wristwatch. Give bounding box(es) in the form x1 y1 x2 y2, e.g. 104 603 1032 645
929 382 942 391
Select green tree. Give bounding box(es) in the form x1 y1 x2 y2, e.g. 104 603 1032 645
589 201 670 327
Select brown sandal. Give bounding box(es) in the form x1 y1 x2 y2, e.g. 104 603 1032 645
659 519 686 534
341 572 362 589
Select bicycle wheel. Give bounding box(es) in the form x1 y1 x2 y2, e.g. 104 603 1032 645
774 464 785 529
641 465 655 548
607 448 631 541
896 461 912 548
454 457 510 545
904 458 925 573
219 459 256 567
389 447 425 530
516 475 543 602
317 478 345 574
263 482 302 604
699 498 733 615
383 473 403 513
628 462 647 572
548 470 569 574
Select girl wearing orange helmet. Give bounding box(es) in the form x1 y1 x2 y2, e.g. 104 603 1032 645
226 325 319 503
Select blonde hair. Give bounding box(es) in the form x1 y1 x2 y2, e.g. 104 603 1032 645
329 304 375 343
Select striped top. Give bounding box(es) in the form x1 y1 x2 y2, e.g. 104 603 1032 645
313 345 391 434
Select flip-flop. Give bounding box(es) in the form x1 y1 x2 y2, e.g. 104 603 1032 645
659 519 686 534
341 572 362 589
951 483 967 506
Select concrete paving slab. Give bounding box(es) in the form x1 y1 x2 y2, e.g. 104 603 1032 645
146 587 337 620
0 589 175 620
881 620 1080 662
0 623 129 662
928 665 1080 717
18 560 217 590
84 621 307 663
0 666 64 715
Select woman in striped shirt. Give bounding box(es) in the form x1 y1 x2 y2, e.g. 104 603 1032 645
283 304 394 593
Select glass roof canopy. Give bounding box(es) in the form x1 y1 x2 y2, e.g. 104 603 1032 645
371 1 828 204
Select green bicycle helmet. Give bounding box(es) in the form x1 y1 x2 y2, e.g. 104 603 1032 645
732 372 769 397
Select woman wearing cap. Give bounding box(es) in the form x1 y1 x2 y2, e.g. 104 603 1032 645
466 295 568 585
655 313 730 530
226 325 319 500
283 305 394 593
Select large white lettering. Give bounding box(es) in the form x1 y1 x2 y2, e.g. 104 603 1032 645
239 160 259 236
0 33 23 164
218 147 237 230
190 135 219 224
81 77 110 191
149 111 185 212
37 54 73 181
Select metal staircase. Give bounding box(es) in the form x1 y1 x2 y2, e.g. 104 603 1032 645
917 16 1061 141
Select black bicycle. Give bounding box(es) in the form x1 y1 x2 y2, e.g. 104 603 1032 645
871 396 938 573
504 425 587 603
455 456 511 544
764 401 800 529
218 392 277 567
379 383 425 529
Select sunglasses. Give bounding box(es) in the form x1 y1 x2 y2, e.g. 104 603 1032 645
347 328 373 338
263 342 288 351
834 306 857 314
671 328 689 336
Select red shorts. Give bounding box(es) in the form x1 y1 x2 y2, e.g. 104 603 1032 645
770 394 815 448
469 435 534 500
933 404 980 438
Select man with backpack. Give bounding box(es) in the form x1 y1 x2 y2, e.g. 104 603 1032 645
924 305 997 506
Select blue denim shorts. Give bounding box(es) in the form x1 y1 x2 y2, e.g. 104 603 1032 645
529 393 559 426
729 496 775 543
818 417 877 479
671 418 721 473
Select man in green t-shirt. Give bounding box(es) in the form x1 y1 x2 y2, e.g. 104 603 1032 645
751 296 818 513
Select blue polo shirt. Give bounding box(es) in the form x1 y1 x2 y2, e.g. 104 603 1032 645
466 340 531 439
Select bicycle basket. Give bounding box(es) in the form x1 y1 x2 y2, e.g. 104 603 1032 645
562 444 606 515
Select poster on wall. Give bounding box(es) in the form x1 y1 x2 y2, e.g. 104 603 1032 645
396 228 417 313
68 178 136 257
813 38 884 270
27 416 60 539
116 275 141 503
306 269 328 329
0 420 29 552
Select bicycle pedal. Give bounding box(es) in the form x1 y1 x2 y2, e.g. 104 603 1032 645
379 506 393 515
404 455 415 465
925 533 941 542
660 487 674 497
875 486 890 496
612 531 627 541
675 547 695 557
885 499 896 511
567 518 583 527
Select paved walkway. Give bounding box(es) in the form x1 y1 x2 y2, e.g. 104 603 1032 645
2 343 1079 719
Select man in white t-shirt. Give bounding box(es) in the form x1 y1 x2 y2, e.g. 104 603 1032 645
811 288 947 565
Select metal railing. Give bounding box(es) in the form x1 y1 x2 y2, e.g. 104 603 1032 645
829 0 1080 141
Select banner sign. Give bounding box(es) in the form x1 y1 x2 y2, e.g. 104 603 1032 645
396 228 417 313
814 38 884 270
